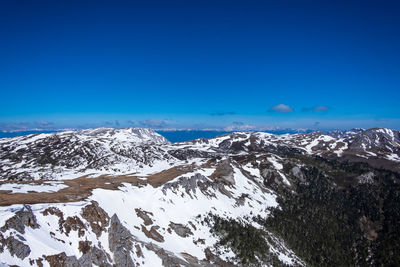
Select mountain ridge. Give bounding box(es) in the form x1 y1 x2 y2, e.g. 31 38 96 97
0 127 399 266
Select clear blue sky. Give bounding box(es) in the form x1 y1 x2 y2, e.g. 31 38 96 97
1 0 399 131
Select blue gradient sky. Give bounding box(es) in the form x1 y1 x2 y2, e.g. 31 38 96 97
1 0 399 131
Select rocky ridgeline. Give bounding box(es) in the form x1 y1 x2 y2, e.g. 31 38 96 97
1 127 399 181
0 127 399 266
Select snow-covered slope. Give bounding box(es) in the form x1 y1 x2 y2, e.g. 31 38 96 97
0 127 399 266
0 128 173 180
170 128 400 167
1 127 399 181
0 156 303 266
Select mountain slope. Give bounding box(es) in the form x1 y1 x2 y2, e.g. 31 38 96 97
0 128 173 180
0 127 399 266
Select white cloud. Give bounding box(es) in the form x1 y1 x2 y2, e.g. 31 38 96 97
269 104 294 113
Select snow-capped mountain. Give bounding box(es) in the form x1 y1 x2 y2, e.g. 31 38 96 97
0 127 399 266
0 128 173 180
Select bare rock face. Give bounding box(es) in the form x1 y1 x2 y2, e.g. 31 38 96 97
135 208 153 226
45 252 92 267
0 235 30 260
204 248 235 267
210 160 235 185
162 173 210 197
141 225 165 242
77 241 112 267
168 222 193 238
261 168 281 187
91 246 112 267
144 243 195 267
42 207 86 237
0 205 39 234
0 205 37 260
108 214 134 267
81 201 110 237
168 148 212 160
291 166 305 181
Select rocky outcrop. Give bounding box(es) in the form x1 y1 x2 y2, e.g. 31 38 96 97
42 207 86 237
108 214 134 267
144 242 201 267
141 225 164 242
291 166 305 182
135 208 153 226
261 168 281 187
90 246 112 266
1 205 39 234
204 248 235 267
0 235 30 259
45 252 92 267
168 149 213 160
168 222 193 238
42 243 111 267
81 201 110 237
162 173 208 196
161 173 229 199
210 160 235 185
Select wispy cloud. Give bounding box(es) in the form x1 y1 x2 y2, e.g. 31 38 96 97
210 111 236 116
37 121 54 127
139 119 169 128
0 121 56 132
224 124 256 131
269 104 294 113
302 106 329 112
103 120 120 127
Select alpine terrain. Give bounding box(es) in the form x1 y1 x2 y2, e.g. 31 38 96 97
0 127 399 266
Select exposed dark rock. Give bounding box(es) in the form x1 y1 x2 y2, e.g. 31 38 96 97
261 168 281 187
1 205 39 234
235 193 249 206
135 208 153 226
43 207 86 237
0 235 30 259
218 139 232 150
162 173 209 197
135 244 144 258
141 225 164 242
45 252 92 267
42 207 65 232
168 149 212 160
144 242 200 267
169 222 193 237
81 201 109 237
210 160 235 185
78 241 92 254
108 214 134 267
91 246 112 267
204 247 235 267
64 216 86 237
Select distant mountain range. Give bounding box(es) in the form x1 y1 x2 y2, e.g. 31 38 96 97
0 127 399 266
0 127 368 142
